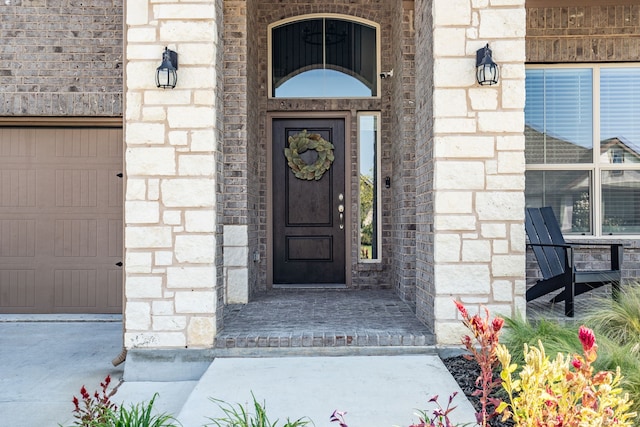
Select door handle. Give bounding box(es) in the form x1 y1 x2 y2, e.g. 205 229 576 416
338 204 344 229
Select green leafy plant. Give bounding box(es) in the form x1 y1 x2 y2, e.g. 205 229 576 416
107 393 181 427
454 300 504 426
206 393 311 427
496 325 637 426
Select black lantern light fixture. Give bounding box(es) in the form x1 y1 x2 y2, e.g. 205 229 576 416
156 47 178 89
475 43 499 86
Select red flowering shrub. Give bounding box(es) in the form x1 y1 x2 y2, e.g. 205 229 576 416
454 300 504 426
70 375 118 426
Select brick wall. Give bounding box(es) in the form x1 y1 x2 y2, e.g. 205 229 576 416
214 0 225 334
0 0 123 116
527 3 640 62
246 0 262 298
390 2 417 303
414 0 435 331
222 1 253 303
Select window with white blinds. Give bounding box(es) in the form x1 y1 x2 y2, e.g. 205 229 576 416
525 65 640 236
525 69 593 164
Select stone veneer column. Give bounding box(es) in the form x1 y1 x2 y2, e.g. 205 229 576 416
123 0 220 349
431 0 527 344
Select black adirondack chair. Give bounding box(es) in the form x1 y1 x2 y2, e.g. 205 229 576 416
525 207 623 317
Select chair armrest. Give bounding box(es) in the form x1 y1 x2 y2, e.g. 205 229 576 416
563 242 624 271
565 242 624 248
527 242 572 249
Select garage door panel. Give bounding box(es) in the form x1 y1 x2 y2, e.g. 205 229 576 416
56 129 98 158
109 170 123 207
54 128 123 160
107 269 122 309
0 127 123 314
0 170 37 207
53 268 121 313
0 269 36 309
0 128 36 157
54 269 97 309
50 217 120 258
108 219 123 258
55 219 98 257
0 219 36 257
56 170 98 208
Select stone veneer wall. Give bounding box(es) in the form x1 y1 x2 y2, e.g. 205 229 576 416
424 0 527 344
525 3 640 285
0 0 123 116
123 0 223 348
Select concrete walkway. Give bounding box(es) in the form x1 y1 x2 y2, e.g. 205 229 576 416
0 318 124 427
171 355 477 427
0 318 477 427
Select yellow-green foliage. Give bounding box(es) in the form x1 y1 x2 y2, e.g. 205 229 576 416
496 331 636 427
503 287 640 417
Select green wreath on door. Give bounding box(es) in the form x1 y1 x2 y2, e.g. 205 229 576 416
284 130 335 181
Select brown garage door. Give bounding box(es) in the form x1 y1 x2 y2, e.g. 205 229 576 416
0 127 123 314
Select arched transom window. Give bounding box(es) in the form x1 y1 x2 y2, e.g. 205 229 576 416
269 15 379 98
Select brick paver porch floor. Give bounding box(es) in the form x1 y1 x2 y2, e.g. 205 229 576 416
215 285 617 351
216 289 435 350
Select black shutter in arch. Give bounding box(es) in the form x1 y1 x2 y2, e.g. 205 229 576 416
271 16 378 98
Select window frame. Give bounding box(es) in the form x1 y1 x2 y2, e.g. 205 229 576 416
267 13 381 100
526 63 640 238
357 111 382 263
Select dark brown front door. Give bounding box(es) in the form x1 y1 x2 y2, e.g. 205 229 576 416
272 118 346 284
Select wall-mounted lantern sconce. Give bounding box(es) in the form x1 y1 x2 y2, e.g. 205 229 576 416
156 47 178 89
475 44 499 86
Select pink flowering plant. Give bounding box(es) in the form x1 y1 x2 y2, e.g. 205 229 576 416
407 393 462 427
453 300 504 426
330 410 348 427
496 325 637 426
330 393 464 427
